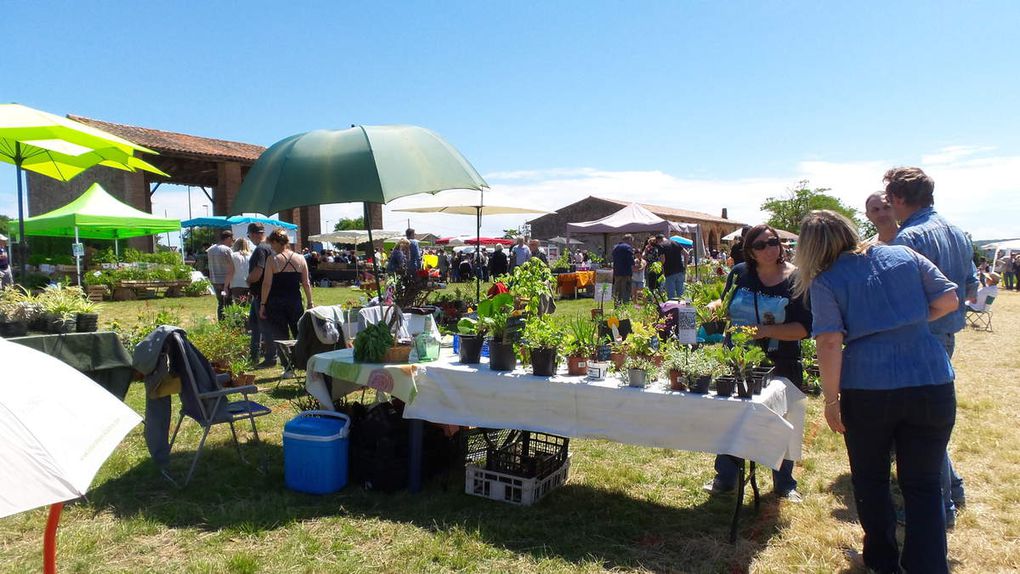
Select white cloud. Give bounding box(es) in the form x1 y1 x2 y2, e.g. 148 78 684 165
4 146 1017 246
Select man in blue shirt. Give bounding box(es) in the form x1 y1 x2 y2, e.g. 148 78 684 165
611 234 635 303
406 228 422 272
886 166 978 527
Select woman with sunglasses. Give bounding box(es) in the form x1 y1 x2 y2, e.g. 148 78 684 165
703 223 812 502
795 210 957 573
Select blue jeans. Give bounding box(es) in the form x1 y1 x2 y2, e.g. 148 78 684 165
934 332 965 514
713 456 797 494
248 296 276 363
842 384 955 574
663 271 685 299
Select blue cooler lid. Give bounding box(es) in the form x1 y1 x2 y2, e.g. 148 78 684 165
285 415 343 439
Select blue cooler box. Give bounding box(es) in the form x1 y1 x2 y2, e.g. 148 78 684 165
284 410 351 494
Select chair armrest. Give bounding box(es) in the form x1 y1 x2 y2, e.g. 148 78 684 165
197 385 259 399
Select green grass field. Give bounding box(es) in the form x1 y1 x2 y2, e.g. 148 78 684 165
1 286 1018 573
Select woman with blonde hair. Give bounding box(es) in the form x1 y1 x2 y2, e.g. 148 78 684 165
228 237 252 302
259 230 313 341
795 210 959 574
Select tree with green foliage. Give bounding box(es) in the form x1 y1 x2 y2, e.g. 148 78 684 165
333 217 365 231
0 214 9 236
760 181 865 235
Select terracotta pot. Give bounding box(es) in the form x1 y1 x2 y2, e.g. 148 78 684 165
668 369 687 391
590 308 604 319
567 355 588 376
651 355 663 367
610 351 626 371
232 373 256 387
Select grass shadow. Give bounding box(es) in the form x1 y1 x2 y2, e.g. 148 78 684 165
90 450 784 573
827 472 858 523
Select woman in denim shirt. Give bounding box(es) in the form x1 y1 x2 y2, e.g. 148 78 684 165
795 210 959 574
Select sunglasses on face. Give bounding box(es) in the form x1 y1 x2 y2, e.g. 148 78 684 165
750 237 781 251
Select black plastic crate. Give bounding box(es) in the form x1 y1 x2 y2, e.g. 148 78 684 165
459 428 521 466
487 432 569 479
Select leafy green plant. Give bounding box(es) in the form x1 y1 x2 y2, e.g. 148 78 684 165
503 258 554 316
183 279 212 297
623 355 660 378
354 322 395 363
222 301 251 331
477 292 516 343
621 320 659 357
188 317 247 366
563 314 598 358
522 314 562 350
708 327 767 380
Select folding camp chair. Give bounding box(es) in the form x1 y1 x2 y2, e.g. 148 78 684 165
165 332 271 485
966 295 995 332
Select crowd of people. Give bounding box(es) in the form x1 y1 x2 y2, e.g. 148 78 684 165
610 232 692 303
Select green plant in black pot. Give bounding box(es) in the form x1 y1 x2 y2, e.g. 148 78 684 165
455 315 486 364
523 315 562 377
478 292 517 371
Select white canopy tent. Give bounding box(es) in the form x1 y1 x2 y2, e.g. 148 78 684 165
308 229 405 244
565 202 706 277
985 238 1020 268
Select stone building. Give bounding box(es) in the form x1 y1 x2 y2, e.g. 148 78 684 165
26 115 333 250
528 196 744 257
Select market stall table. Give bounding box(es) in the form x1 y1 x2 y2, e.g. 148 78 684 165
555 270 596 298
6 332 135 400
306 348 805 540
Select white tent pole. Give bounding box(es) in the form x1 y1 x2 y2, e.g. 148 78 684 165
115 239 119 257
74 226 81 287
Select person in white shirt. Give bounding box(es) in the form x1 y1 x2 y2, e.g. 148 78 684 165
229 238 252 303
967 272 999 311
206 230 235 320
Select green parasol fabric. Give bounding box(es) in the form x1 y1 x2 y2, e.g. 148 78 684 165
231 125 487 215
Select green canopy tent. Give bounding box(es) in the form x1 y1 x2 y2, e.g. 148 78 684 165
13 182 181 284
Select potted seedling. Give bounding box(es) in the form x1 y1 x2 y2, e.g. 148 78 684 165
229 357 256 387
623 355 659 388
455 315 486 364
74 297 100 333
565 314 598 376
662 341 689 391
686 348 721 394
708 328 767 398
523 315 562 377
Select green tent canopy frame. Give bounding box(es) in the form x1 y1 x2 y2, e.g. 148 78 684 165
13 182 181 284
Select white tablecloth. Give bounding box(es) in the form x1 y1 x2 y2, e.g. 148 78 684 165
306 349 805 470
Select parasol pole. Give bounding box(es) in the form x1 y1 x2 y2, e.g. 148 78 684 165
15 142 26 281
475 206 482 304
363 203 383 302
43 502 63 574
74 226 81 287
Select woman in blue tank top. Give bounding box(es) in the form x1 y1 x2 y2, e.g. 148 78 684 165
795 210 959 574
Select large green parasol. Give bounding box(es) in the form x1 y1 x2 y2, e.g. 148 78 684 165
231 125 488 299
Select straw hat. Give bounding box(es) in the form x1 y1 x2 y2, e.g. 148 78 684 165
987 272 1001 284
0 233 8 241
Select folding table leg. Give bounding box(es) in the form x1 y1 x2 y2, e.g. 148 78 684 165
408 418 424 493
750 462 760 511
730 457 745 543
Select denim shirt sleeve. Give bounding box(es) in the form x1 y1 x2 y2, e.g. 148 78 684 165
912 250 958 302
809 277 844 336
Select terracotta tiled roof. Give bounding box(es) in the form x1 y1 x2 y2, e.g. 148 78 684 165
595 196 744 226
68 115 266 163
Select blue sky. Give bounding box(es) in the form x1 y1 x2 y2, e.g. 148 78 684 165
2 1 1018 242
